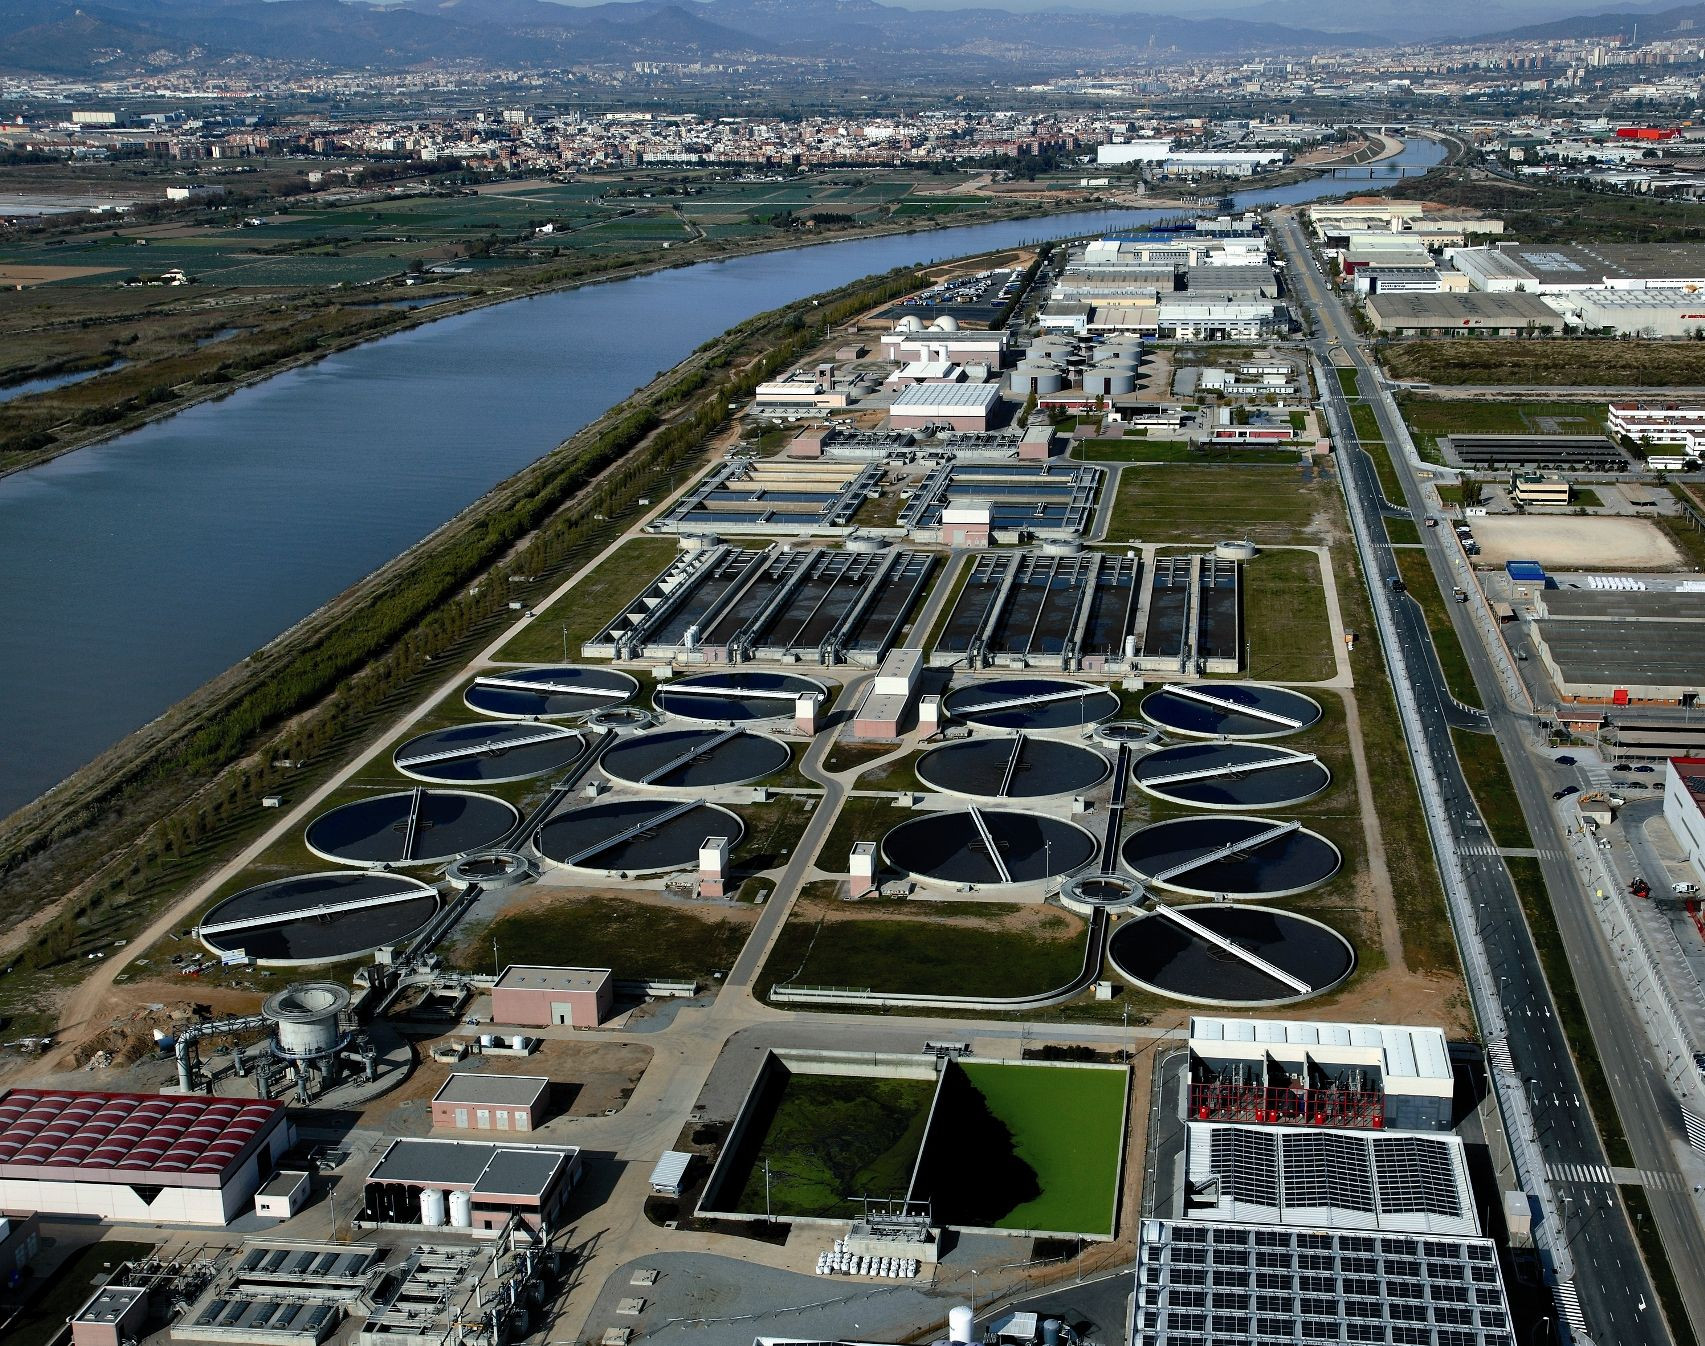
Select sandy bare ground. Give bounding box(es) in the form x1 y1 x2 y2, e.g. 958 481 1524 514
0 264 121 285
1469 515 1683 571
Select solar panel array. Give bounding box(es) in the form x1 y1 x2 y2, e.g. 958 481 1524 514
1189 1124 1475 1238
1135 1219 1517 1346
0 1089 280 1176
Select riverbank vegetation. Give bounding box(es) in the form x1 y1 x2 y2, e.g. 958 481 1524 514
0 261 926 1032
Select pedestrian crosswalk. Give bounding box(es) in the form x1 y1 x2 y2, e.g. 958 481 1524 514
1548 1162 1614 1184
1547 1162 1685 1191
1554 1280 1588 1336
1486 1036 1515 1076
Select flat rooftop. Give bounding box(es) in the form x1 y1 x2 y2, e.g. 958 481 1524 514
1366 291 1560 325
890 381 1002 412
1506 240 1705 285
1189 1015 1451 1090
367 1138 576 1200
1538 618 1705 689
433 1074 551 1107
494 964 610 993
74 1284 146 1324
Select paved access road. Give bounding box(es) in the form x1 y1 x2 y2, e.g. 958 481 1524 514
1275 211 1674 1346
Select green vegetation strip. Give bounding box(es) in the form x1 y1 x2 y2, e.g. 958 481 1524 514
499 535 682 662
1242 549 1336 683
953 1062 1124 1235
1451 729 1532 851
457 896 750 984
1384 339 1705 388
1073 439 1296 464
1385 517 1421 546
1394 551 1481 710
1505 857 1633 1168
1105 464 1328 545
760 908 1087 1000
1619 1185 1701 1346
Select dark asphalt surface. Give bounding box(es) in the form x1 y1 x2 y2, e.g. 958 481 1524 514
1276 212 1673 1346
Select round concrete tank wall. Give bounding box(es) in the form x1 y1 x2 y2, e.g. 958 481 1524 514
263 981 351 1057
1010 364 1064 396
1084 370 1136 397
1215 539 1259 561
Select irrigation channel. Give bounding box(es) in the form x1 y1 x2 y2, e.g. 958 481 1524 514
0 139 1445 817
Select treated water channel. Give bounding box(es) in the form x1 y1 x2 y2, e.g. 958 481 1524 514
0 139 1444 818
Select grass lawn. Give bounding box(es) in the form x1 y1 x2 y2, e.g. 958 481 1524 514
1336 367 1359 396
1073 439 1296 464
7 1241 155 1346
1451 728 1532 849
946 1061 1126 1236
1385 516 1421 545
1397 396 1606 467
1104 465 1329 545
1395 551 1481 709
815 792 919 872
1326 549 1456 975
455 895 751 983
497 535 680 662
1507 858 1632 1168
1242 549 1336 682
759 905 1088 999
1383 340 1705 387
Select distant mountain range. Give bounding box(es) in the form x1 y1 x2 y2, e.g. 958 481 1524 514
1479 0 1705 39
0 0 1378 78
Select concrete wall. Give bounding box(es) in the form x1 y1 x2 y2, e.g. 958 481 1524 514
491 980 611 1028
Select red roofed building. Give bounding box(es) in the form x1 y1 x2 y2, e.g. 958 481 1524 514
0 1089 293 1225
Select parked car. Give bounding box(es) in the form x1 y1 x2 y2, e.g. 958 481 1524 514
1555 755 1577 766
1635 765 1657 774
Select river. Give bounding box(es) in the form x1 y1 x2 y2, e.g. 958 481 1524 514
0 138 1443 819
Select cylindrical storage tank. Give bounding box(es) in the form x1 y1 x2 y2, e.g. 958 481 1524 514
1094 346 1140 365
1041 536 1084 555
420 1188 448 1227
845 534 887 552
1042 1320 1063 1346
449 1189 473 1228
949 1306 975 1344
1084 369 1137 397
1009 363 1064 396
1216 539 1259 561
480 1034 497 1049
677 532 721 552
262 983 351 1058
1030 341 1073 360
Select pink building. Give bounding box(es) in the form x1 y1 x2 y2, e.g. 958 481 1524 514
431 1074 550 1133
491 965 613 1028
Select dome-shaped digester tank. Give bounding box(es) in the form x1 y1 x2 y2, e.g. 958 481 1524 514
263 982 351 1059
449 1189 473 1228
1084 368 1136 397
897 315 924 332
932 315 961 331
420 1188 448 1227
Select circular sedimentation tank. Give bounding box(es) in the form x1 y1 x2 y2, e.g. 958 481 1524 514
1132 742 1330 811
535 798 745 875
464 666 638 720
1120 815 1341 898
654 671 826 724
1107 904 1355 1006
915 735 1110 800
392 721 585 784
199 871 440 966
881 808 1097 888
944 677 1120 731
1140 683 1321 740
305 789 517 867
600 728 789 790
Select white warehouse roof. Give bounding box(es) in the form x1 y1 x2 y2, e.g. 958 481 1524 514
1190 1015 1452 1097
889 382 1002 416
